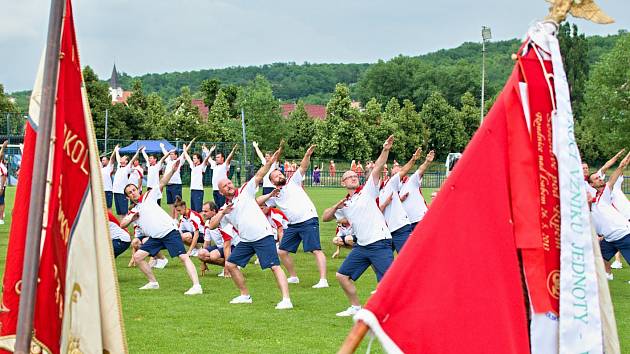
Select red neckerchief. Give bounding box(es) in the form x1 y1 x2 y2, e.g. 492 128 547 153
401 175 409 184
345 184 364 201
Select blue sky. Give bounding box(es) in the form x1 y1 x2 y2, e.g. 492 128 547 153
1 0 628 92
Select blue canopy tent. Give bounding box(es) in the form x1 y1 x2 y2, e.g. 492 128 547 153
118 140 178 155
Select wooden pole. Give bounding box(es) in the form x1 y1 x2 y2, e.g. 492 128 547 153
14 0 65 353
337 320 369 354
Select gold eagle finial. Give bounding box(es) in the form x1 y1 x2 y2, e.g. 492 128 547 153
545 0 614 24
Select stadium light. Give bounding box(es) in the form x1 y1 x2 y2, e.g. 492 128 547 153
481 26 492 123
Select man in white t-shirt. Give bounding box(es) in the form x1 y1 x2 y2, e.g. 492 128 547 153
378 147 422 253
252 141 277 195
207 142 292 310
161 140 193 219
323 135 395 317
121 159 201 295
101 148 117 213
589 150 630 273
198 201 239 277
399 150 435 230
141 147 171 206
113 146 141 218
174 196 204 256
128 159 144 192
583 149 625 201
108 211 131 258
264 145 328 289
184 144 214 212
210 144 238 208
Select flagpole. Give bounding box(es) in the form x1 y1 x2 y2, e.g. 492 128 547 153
240 108 247 182
338 320 368 354
15 0 65 353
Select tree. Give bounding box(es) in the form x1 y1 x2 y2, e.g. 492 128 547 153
237 75 285 150
141 93 168 139
0 84 18 113
459 92 480 140
159 86 200 141
199 78 221 110
285 100 315 157
391 99 427 160
420 91 466 159
204 89 240 142
557 22 589 118
82 66 124 142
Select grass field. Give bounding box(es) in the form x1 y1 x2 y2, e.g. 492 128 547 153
0 186 628 353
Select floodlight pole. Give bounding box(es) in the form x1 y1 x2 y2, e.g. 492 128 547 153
480 26 492 123
104 108 108 153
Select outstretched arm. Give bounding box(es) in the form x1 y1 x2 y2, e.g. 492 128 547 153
201 145 215 167
157 150 171 166
160 142 169 157
256 188 280 206
253 142 283 185
182 145 194 168
108 145 118 167
128 147 142 165
417 150 435 177
115 145 122 165
599 149 626 176
323 199 345 222
371 135 394 184
225 144 238 166
298 144 316 176
606 151 630 191
0 140 7 159
159 159 180 190
398 147 422 179
252 141 266 165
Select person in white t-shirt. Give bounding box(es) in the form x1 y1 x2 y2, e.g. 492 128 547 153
207 142 293 310
161 139 193 219
378 147 422 253
210 144 238 208
101 148 117 213
141 146 171 206
198 201 239 277
252 141 277 195
113 145 141 218
323 135 395 317
331 218 355 259
589 150 630 277
128 159 144 192
128 222 168 269
121 159 202 295
174 196 204 256
263 145 328 289
399 150 435 230
184 144 214 212
108 211 131 258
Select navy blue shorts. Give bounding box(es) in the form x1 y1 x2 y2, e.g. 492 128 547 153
228 235 280 270
338 239 394 282
190 189 204 212
0 188 5 205
279 217 321 253
112 239 131 258
391 223 412 253
262 186 275 195
410 221 419 231
114 193 128 215
105 191 113 208
213 190 226 208
206 244 235 259
140 229 187 257
166 184 182 205
600 234 630 263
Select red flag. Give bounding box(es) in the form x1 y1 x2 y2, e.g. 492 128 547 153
358 55 536 354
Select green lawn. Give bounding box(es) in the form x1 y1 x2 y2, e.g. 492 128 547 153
0 186 628 353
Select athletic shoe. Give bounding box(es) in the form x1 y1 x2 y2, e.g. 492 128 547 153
0 220 5 225
606 273 614 281
139 282 159 290
230 295 253 304
370 290 376 295
275 298 293 310
217 270 225 277
336 306 361 317
190 248 199 257
154 258 169 269
148 259 157 268
312 279 329 288
184 284 203 295
611 260 623 269
287 276 300 284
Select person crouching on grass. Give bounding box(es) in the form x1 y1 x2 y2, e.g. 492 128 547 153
174 196 204 257
121 159 202 295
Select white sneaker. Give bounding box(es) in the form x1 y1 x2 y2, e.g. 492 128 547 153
148 259 157 268
190 248 199 257
287 276 300 284
217 270 225 277
336 305 361 317
139 282 159 290
606 272 614 281
184 284 203 295
154 258 169 269
611 260 623 269
0 220 5 225
370 290 377 295
230 294 253 304
275 298 293 310
312 279 329 288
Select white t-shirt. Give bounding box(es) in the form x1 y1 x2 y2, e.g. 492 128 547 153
591 185 630 242
335 175 391 246
128 165 144 188
164 155 184 185
129 188 177 239
204 221 240 247
211 162 229 191
266 170 318 224
146 163 161 190
109 221 131 242
379 174 411 232
220 179 273 242
101 164 113 192
261 160 277 188
190 164 207 191
112 164 131 194
612 176 630 219
178 209 204 233
399 170 429 224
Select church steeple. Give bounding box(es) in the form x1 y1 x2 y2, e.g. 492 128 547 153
109 64 120 89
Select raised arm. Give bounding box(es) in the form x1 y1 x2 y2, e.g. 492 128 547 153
201 145 216 167
371 135 394 183
417 150 435 177
606 150 630 191
159 159 181 190
182 145 194 168
225 144 238 166
256 188 280 206
157 150 171 166
252 141 266 165
253 142 283 185
0 140 7 158
108 145 118 167
160 142 169 157
323 199 346 222
128 147 142 165
141 147 150 165
599 149 626 176
298 144 316 176
398 147 422 179
115 145 122 165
